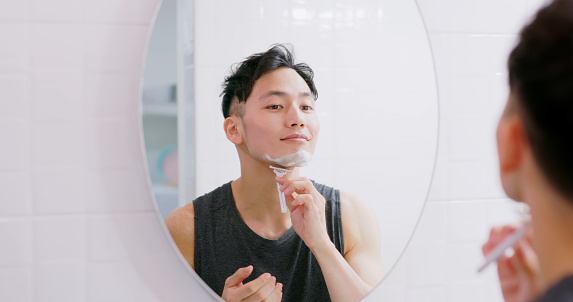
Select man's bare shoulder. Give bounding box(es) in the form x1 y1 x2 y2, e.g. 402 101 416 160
339 191 377 230
164 202 195 269
339 191 373 213
339 191 379 253
165 202 195 234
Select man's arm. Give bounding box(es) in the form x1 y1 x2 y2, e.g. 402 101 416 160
165 203 195 269
277 178 385 302
340 191 385 287
312 191 384 302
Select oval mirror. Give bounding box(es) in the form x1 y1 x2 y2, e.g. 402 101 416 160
142 0 438 300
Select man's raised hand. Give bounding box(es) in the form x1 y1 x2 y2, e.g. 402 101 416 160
482 225 541 302
276 176 330 253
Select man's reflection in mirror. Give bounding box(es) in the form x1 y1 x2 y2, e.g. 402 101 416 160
165 44 384 302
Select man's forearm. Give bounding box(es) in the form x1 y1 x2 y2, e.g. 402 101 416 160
312 241 372 302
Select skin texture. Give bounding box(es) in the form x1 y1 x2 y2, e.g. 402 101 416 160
482 92 573 301
166 67 384 302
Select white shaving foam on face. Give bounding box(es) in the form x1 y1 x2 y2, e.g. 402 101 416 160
264 150 313 167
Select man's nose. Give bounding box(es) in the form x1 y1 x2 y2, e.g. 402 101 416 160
287 107 305 127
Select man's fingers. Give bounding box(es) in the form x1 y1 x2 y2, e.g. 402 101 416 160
262 283 283 302
483 227 502 255
243 276 277 302
279 179 312 196
483 225 520 256
498 255 516 278
235 273 274 301
500 276 520 289
515 239 540 281
224 266 253 288
291 194 313 208
510 245 535 286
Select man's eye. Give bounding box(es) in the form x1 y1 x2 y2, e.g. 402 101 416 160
268 105 281 110
301 105 312 111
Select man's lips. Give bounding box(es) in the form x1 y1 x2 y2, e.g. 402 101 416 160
280 134 310 141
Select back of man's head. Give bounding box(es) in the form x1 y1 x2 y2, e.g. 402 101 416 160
508 0 573 201
220 44 318 119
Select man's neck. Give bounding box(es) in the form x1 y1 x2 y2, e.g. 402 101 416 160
230 159 300 239
524 166 573 291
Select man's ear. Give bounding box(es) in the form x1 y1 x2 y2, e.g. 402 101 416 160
498 115 527 174
224 116 243 145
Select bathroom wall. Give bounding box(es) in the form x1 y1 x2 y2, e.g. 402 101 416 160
0 1 216 301
367 0 548 301
0 0 550 302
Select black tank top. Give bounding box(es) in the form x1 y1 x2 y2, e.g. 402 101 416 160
193 181 344 302
535 275 573 302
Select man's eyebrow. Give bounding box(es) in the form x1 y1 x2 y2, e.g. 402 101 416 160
259 90 313 101
259 90 288 100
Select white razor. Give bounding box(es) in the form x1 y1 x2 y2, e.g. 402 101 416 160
270 165 291 213
477 223 528 273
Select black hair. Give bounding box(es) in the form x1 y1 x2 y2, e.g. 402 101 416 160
508 0 573 200
220 44 318 119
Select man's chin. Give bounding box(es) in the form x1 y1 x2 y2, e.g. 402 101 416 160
263 150 313 168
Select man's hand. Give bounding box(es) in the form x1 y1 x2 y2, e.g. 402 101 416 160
221 266 283 302
482 225 541 302
276 177 330 252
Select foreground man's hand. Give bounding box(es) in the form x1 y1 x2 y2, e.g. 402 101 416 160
482 225 541 302
221 266 283 302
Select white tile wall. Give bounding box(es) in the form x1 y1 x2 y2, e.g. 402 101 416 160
83 0 157 25
0 218 33 266
31 24 83 72
0 0 552 301
34 263 86 302
0 120 31 170
31 72 83 120
83 25 149 73
0 171 32 216
0 74 30 119
0 0 30 21
406 286 446 302
31 0 82 23
0 24 30 73
0 267 31 302
84 119 142 168
34 216 85 262
0 0 217 301
83 73 138 118
32 120 85 167
32 168 85 214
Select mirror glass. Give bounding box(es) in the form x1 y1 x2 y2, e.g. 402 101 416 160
142 0 438 299
142 0 179 220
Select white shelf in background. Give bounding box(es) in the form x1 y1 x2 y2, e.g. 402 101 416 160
142 102 178 117
152 184 178 195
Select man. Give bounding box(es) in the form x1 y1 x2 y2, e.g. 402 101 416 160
166 44 384 302
482 0 573 301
